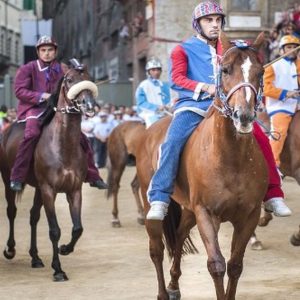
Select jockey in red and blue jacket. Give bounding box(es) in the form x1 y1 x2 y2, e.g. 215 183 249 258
170 35 219 115
146 1 291 221
10 35 107 191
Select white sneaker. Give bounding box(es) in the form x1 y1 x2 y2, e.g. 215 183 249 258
264 197 292 217
146 201 169 221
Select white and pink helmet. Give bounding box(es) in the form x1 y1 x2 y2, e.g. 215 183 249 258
192 1 225 34
36 35 58 50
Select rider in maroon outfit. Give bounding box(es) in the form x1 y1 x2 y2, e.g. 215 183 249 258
10 35 107 191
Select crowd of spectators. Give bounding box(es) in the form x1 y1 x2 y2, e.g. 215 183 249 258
0 105 17 133
266 3 300 62
81 103 143 169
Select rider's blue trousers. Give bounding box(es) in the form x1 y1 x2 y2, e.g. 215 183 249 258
147 110 204 204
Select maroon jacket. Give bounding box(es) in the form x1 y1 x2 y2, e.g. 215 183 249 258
14 59 63 121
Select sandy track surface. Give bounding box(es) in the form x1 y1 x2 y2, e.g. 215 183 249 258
0 167 299 299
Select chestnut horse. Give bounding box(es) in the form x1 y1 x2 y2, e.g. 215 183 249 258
256 108 300 246
1 65 98 281
106 120 146 227
135 32 268 300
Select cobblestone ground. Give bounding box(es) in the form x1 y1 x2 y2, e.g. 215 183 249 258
0 167 299 300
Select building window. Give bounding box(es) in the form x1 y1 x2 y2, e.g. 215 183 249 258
7 37 11 57
110 30 119 50
0 34 4 54
231 0 259 11
15 40 19 64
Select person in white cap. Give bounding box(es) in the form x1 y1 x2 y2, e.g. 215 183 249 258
135 57 171 128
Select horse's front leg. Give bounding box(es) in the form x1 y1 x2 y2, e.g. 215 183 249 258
3 186 17 260
146 219 169 300
59 190 83 255
42 187 67 281
225 207 261 300
194 205 226 300
29 188 44 268
131 174 145 225
167 209 196 300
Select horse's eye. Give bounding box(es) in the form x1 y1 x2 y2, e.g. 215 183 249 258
66 78 73 84
222 67 229 75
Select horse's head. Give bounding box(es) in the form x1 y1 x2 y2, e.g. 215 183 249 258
61 60 98 117
216 32 265 134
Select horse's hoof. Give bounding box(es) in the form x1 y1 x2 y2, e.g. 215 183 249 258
31 258 45 268
258 214 273 227
111 219 121 228
53 271 68 282
290 234 300 246
3 248 16 260
137 216 145 225
59 244 73 255
167 288 181 300
251 241 263 251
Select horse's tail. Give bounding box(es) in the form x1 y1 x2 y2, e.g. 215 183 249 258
163 199 198 258
16 189 25 203
106 156 114 199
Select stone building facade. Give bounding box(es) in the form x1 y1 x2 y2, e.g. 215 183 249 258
0 0 22 78
42 0 298 106
0 0 22 107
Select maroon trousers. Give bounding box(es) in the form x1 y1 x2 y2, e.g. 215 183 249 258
10 118 100 183
253 122 284 202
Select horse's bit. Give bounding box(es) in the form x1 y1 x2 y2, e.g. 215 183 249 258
213 40 263 119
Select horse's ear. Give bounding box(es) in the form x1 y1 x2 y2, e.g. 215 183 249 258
219 31 231 54
61 62 70 75
252 32 265 51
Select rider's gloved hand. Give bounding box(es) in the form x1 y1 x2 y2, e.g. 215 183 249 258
286 90 300 99
202 84 216 96
41 93 52 101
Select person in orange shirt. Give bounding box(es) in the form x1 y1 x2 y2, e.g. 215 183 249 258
264 35 300 168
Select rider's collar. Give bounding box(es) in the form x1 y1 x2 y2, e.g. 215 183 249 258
148 77 160 85
283 56 297 62
196 34 208 43
37 59 60 72
37 59 49 71
196 34 217 48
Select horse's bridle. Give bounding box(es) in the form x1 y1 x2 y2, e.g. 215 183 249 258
54 68 93 115
53 69 82 114
213 42 263 119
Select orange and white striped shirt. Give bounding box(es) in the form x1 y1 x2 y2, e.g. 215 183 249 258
264 58 300 116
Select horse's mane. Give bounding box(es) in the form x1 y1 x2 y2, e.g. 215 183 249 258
40 77 64 126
